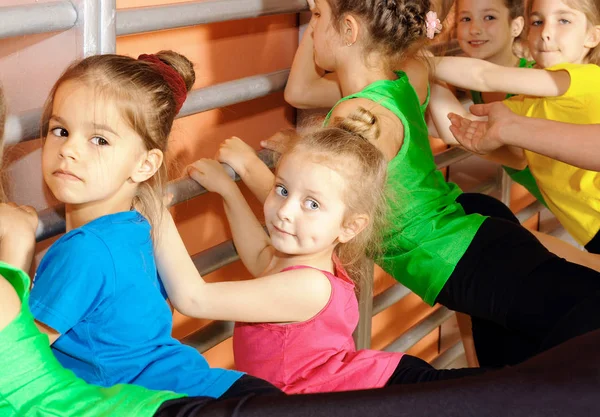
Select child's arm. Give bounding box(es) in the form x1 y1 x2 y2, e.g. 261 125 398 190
216 137 274 205
0 203 38 273
188 159 274 277
429 82 527 170
449 102 600 171
433 57 571 97
284 16 343 109
154 206 331 322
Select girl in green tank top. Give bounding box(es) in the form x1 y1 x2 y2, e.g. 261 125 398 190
281 0 600 368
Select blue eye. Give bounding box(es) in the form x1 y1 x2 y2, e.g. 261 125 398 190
275 185 288 197
90 136 109 146
531 19 542 26
51 127 68 137
559 18 570 24
303 199 320 210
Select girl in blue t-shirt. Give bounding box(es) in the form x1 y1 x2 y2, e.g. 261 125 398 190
27 51 278 398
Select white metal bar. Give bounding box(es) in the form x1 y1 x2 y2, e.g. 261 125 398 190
74 0 100 57
430 341 466 369
373 283 412 316
0 1 77 39
116 0 308 36
383 307 455 353
178 70 289 118
100 0 117 54
9 70 290 144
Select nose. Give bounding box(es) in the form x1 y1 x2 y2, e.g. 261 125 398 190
58 137 80 161
540 22 552 41
276 197 295 222
469 21 482 35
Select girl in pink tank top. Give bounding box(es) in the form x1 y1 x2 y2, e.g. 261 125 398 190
156 108 484 394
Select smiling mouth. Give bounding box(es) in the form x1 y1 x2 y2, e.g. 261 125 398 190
468 40 488 46
273 224 294 236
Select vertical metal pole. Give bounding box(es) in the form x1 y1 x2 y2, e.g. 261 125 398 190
100 0 117 54
353 259 374 349
73 0 116 57
73 0 100 57
498 167 512 207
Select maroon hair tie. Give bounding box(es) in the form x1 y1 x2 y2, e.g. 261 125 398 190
138 54 188 114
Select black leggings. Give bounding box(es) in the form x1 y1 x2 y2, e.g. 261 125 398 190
385 354 486 385
438 193 600 367
154 329 600 417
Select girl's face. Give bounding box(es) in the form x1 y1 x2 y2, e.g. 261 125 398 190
42 80 149 212
457 0 519 61
264 150 351 257
527 0 598 68
310 0 344 71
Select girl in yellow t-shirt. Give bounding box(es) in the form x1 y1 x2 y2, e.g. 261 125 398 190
431 0 600 254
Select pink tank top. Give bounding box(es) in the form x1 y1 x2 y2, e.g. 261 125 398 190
233 261 403 394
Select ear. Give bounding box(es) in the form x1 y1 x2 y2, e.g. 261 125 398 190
584 24 600 49
510 16 524 38
338 214 369 244
342 14 360 46
130 148 164 184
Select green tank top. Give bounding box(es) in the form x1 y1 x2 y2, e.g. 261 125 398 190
470 59 548 207
325 72 485 305
0 262 184 417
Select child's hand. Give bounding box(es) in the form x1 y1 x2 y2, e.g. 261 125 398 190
187 159 236 195
216 137 259 178
0 203 38 270
260 130 298 154
307 0 315 11
0 203 38 241
448 102 512 154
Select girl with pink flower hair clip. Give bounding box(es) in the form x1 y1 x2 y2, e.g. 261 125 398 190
222 0 600 375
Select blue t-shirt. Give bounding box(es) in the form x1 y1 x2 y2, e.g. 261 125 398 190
30 210 243 398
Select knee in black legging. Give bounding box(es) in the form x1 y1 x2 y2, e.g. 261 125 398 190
456 193 519 224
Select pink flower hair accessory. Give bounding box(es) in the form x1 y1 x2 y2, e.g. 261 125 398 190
425 11 442 39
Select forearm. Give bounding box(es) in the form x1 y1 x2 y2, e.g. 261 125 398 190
154 211 207 315
238 155 275 205
428 82 470 145
284 22 341 109
501 117 600 171
221 185 272 277
434 57 494 93
0 237 35 273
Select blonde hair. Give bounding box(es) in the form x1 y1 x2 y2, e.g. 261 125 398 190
526 0 600 64
40 51 195 235
281 108 388 293
0 86 6 203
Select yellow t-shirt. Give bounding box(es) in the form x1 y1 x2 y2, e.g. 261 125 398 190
503 63 600 246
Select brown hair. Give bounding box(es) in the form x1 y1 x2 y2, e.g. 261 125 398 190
525 0 600 64
40 51 195 234
281 108 388 293
0 85 6 202
327 0 432 67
